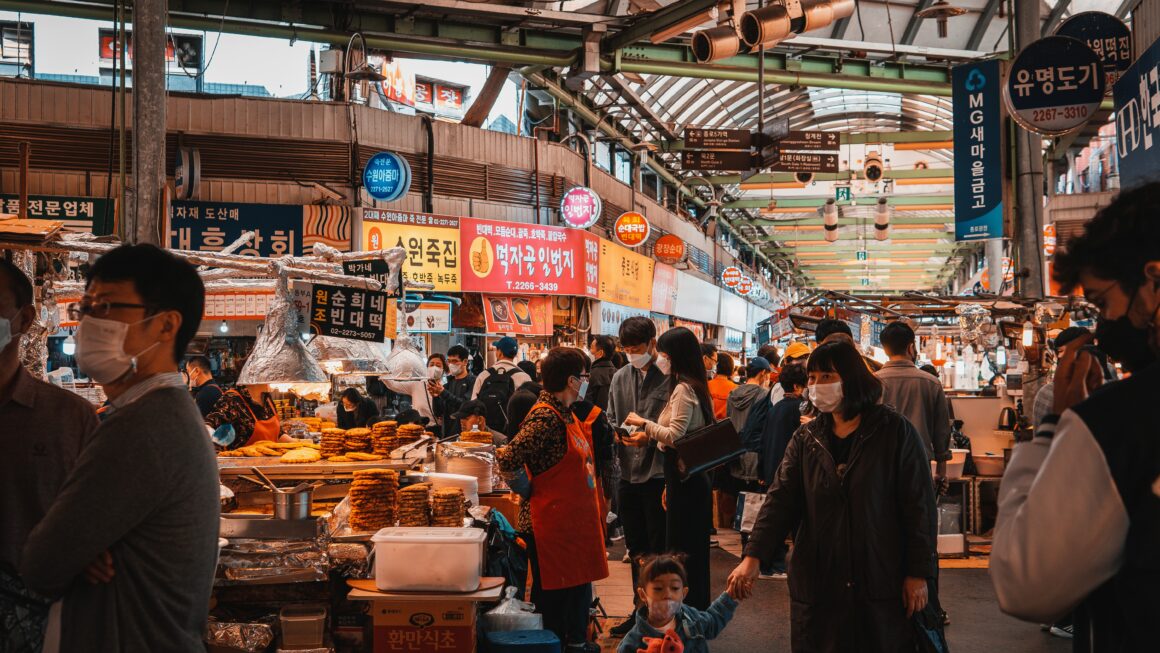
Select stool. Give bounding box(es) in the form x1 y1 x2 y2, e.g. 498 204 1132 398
484 630 562 653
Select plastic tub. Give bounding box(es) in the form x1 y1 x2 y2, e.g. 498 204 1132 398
931 448 971 480
974 453 1006 476
371 527 486 592
279 605 326 648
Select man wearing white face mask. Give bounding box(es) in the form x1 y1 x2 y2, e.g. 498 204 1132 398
604 317 672 636
0 259 99 653
20 245 220 653
496 347 609 650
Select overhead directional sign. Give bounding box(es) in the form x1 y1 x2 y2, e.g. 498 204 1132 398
685 128 752 149
778 131 840 151
765 151 839 174
681 150 755 171
1004 35 1106 136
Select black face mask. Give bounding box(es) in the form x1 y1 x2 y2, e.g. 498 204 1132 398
1095 289 1158 373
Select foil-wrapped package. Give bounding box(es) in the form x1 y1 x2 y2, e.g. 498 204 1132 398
205 618 275 653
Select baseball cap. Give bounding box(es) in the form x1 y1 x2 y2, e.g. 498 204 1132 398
493 336 519 357
783 342 811 361
746 357 772 375
451 400 488 421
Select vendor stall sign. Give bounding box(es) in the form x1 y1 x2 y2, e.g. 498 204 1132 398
204 292 274 320
0 194 115 235
559 186 602 229
596 301 651 335
483 294 552 336
952 59 1005 241
651 263 679 315
1004 36 1106 136
653 234 686 265
399 300 452 333
673 318 706 342
1115 35 1160 190
613 211 651 248
168 201 351 257
363 209 460 292
737 276 753 295
310 284 391 342
721 266 743 288
598 239 655 311
674 270 720 325
363 152 412 202
460 217 599 297
1055 12 1132 94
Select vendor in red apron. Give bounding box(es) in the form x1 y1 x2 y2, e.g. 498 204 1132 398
496 347 609 650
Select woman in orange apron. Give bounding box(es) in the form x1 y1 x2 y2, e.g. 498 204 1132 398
496 347 609 650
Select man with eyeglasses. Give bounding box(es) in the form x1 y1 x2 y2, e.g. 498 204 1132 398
20 244 219 653
0 258 98 653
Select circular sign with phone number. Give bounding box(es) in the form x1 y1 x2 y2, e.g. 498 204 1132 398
1003 35 1106 136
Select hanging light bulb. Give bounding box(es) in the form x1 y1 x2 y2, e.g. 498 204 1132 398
1021 320 1034 348
823 199 839 243
874 197 890 241
62 333 76 356
996 344 1007 369
219 320 229 334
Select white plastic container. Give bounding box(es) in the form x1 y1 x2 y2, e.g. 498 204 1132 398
279 605 326 648
973 452 1005 476
371 527 486 592
937 533 966 556
931 448 971 480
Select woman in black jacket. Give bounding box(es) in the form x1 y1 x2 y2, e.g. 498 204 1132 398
337 387 380 429
727 340 937 652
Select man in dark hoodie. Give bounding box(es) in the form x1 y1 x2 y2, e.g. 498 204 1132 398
727 357 772 434
586 335 617 411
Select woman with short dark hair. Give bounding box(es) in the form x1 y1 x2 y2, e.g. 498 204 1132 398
727 340 938 651
337 387 379 429
623 327 715 610
496 348 608 649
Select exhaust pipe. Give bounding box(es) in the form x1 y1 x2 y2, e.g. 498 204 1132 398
740 3 792 49
692 25 741 63
742 0 857 49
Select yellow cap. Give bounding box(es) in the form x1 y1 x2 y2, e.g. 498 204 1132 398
783 342 811 361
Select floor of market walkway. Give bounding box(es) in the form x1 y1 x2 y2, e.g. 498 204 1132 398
595 532 1070 653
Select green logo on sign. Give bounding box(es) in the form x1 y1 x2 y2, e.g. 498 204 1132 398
856 250 867 261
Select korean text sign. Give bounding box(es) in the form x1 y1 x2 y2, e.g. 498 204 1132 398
598 239 655 311
310 284 391 342
483 295 553 336
1004 35 1105 135
953 59 1005 241
0 194 115 235
1115 35 1160 190
461 217 599 297
169 201 351 256
363 210 461 292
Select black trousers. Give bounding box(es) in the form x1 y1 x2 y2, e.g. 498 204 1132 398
525 534 592 647
664 451 713 611
618 477 667 590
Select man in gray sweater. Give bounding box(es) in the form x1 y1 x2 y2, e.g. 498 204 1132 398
21 244 219 653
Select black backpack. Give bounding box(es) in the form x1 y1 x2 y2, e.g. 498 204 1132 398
478 366 516 431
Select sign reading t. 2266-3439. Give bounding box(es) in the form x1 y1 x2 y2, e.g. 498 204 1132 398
1004 35 1106 136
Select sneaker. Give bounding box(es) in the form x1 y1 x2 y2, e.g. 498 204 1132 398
611 533 625 542
710 539 720 548
759 571 787 580
1049 625 1074 639
622 553 631 563
608 617 635 637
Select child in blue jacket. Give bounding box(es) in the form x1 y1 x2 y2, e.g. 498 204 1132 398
617 555 740 653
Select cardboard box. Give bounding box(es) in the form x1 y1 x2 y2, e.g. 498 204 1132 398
369 601 476 653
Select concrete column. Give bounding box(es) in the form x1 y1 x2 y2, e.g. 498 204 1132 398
1014 0 1045 298
130 0 167 245
986 238 1004 294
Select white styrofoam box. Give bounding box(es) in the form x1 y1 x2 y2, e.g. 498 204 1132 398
425 472 480 506
371 527 486 592
931 449 971 480
937 533 966 556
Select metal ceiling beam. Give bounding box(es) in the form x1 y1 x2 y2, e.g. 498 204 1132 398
754 215 953 227
602 73 679 140
359 0 618 25
967 0 1003 51
900 0 934 46
601 0 718 52
762 242 960 253
1042 0 1073 36
1116 0 1135 20
726 194 953 209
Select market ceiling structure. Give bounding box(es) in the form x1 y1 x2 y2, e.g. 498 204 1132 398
7 0 1134 292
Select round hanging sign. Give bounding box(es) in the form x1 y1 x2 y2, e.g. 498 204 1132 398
363 152 411 202
1055 11 1132 95
560 186 602 229
1043 223 1057 256
654 234 686 265
613 211 651 248
721 266 743 288
1004 35 1106 136
737 276 753 295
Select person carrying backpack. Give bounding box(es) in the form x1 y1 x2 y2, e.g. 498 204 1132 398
471 337 532 432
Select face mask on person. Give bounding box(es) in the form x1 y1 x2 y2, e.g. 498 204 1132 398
1095 287 1159 372
428 365 444 380
75 315 160 385
655 354 672 376
448 362 463 376
809 381 844 414
706 369 717 380
646 598 682 625
629 351 652 369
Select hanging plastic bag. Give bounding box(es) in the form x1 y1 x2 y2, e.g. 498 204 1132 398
483 587 543 633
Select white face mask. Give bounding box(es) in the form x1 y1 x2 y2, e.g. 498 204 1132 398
706 369 717 380
629 352 652 369
0 316 11 352
655 355 672 376
574 376 589 402
809 381 844 414
428 365 444 380
75 315 159 385
448 362 463 376
646 598 682 625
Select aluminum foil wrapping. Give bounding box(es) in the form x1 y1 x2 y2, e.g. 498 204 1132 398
1034 301 1066 325
237 278 328 386
955 303 991 344
205 619 275 653
12 250 48 380
327 542 371 578
382 337 427 381
218 540 329 584
308 336 392 374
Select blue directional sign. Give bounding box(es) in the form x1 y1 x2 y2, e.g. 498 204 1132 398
363 152 412 202
953 59 1004 242
1004 36 1106 136
1115 35 1160 189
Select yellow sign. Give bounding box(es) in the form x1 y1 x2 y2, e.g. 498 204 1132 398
598 238 654 310
362 210 461 292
